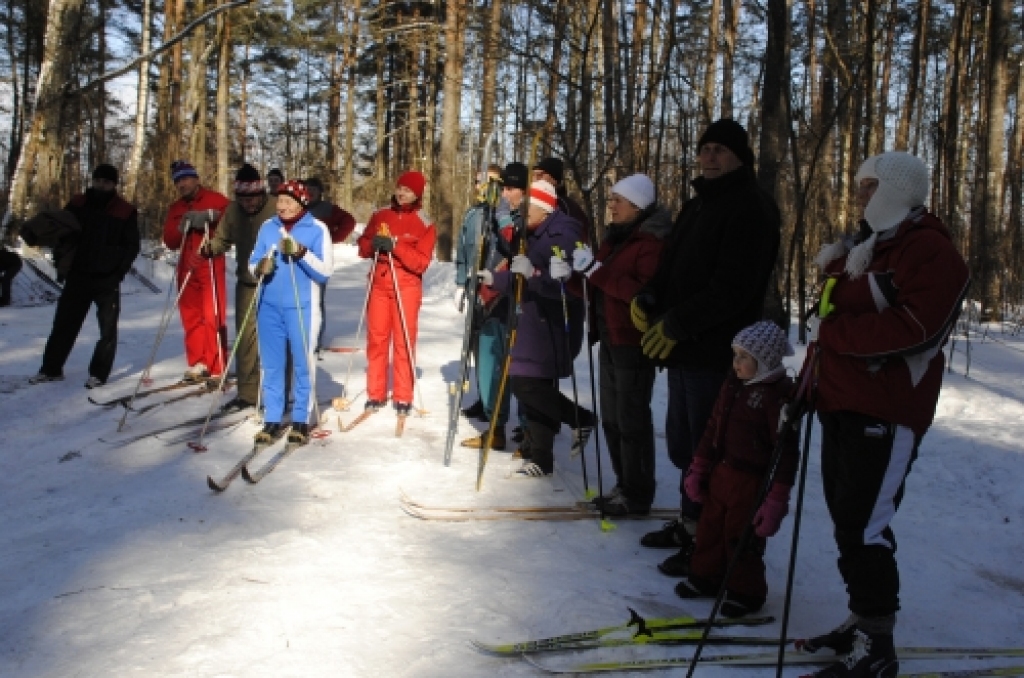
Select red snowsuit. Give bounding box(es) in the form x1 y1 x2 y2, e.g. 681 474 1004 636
162 186 231 375
690 372 797 604
357 201 436 404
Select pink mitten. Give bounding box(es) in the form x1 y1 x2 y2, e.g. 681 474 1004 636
753 483 792 538
683 456 712 504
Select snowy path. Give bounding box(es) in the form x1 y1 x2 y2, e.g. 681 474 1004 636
1 246 1022 677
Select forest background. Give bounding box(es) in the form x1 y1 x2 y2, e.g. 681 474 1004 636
1 0 1022 325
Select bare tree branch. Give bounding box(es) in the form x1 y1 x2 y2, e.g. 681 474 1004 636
66 0 252 95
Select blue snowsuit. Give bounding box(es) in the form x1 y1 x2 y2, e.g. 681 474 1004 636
249 212 333 426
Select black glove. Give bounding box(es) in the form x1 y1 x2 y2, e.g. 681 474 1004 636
372 234 394 253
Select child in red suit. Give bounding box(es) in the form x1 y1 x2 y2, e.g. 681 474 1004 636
356 171 436 414
674 320 797 618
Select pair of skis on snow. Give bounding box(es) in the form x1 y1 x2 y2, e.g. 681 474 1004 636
206 426 309 491
398 491 678 522
476 609 1024 675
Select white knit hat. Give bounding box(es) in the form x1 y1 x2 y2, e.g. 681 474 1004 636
610 174 656 210
732 321 794 384
855 151 929 234
844 151 929 278
529 180 558 214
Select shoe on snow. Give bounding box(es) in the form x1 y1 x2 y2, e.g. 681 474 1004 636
84 376 105 389
460 430 506 451
394 401 412 416
516 461 551 478
721 591 765 618
641 518 694 549
461 400 485 420
601 492 651 517
184 363 211 383
29 371 64 384
288 423 310 445
804 629 898 678
658 542 695 577
364 399 386 412
220 397 255 414
254 423 285 444
570 426 593 458
674 575 717 600
797 615 859 654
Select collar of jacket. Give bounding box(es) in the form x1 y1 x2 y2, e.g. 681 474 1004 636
690 164 756 199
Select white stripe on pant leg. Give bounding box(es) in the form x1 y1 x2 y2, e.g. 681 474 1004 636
863 424 916 548
304 301 321 418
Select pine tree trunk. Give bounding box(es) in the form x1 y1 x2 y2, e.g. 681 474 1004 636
896 0 929 149
435 1 465 261
343 0 361 210
702 0 721 126
478 0 502 150
978 0 1009 318
721 0 740 119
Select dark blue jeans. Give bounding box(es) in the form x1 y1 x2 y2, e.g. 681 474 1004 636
666 367 727 518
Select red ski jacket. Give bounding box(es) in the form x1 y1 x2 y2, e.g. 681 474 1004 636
161 186 230 277
357 200 436 293
694 372 799 487
813 209 970 436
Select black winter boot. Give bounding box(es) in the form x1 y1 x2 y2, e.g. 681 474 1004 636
255 423 285 444
804 629 898 678
797 614 859 654
288 423 310 445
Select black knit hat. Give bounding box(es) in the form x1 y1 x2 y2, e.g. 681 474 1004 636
501 162 529 190
92 163 119 183
698 119 755 167
234 163 265 196
267 167 284 179
534 157 564 184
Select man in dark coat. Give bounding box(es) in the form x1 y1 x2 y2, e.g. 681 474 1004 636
632 119 781 576
29 164 140 387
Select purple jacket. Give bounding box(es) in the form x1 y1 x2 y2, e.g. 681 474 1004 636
491 210 584 378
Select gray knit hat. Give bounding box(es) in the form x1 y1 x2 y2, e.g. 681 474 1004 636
732 321 794 383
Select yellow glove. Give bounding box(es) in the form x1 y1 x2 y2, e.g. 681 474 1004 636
630 296 651 332
641 321 678 360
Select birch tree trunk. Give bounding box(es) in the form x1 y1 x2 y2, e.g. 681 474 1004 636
7 0 85 220
215 10 231 195
124 0 152 202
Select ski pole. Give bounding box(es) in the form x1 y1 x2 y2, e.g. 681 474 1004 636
118 261 197 431
204 222 227 378
281 228 324 433
382 226 426 416
774 361 818 677
683 351 817 678
578 251 606 521
335 247 376 411
552 246 590 496
188 246 275 451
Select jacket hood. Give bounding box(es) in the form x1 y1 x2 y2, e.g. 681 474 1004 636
638 206 674 239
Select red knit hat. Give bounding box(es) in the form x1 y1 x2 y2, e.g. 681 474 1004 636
396 170 427 198
277 179 310 207
529 180 558 213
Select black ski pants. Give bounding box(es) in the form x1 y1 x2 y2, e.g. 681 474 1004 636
599 340 656 506
41 277 120 382
818 409 920 619
511 375 595 474
666 367 727 519
0 250 22 306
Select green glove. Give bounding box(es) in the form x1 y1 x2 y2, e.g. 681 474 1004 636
279 236 306 258
256 255 276 277
630 295 654 332
641 320 678 360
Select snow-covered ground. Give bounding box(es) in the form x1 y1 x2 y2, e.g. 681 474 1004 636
1 246 1022 677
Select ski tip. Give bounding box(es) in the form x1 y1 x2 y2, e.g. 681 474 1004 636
207 476 226 492
241 467 255 483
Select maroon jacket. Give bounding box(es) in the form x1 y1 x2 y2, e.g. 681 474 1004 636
568 207 671 346
694 372 799 487
814 210 969 436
